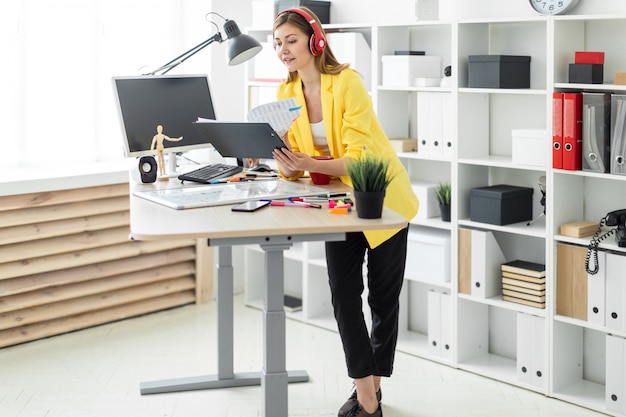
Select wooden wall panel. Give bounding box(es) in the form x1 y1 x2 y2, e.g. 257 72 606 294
0 183 211 349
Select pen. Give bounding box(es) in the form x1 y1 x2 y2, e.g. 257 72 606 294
270 201 322 209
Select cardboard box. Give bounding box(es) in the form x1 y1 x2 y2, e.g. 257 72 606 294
390 138 417 152
382 55 441 87
511 129 547 167
616 72 626 86
405 226 451 282
275 0 330 24
560 221 599 238
411 182 438 219
470 184 534 225
569 63 603 84
468 55 531 88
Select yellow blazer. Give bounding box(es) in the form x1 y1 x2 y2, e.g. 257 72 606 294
277 69 419 248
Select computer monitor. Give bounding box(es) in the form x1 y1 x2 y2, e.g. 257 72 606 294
112 74 217 158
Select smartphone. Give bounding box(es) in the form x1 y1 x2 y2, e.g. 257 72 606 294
231 200 271 212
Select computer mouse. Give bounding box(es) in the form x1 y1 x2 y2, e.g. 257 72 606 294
248 163 273 172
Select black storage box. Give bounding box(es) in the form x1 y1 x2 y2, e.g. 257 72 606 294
468 55 531 88
275 0 331 24
470 184 534 225
569 63 604 84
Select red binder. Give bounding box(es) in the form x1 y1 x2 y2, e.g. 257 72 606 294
563 92 583 170
552 92 564 169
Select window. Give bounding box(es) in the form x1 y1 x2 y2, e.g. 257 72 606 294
0 1 194 169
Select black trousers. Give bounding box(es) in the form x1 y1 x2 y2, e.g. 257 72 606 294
325 227 409 379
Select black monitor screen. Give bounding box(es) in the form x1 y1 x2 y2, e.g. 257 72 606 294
112 74 216 157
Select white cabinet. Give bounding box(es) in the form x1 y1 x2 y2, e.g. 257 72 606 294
242 10 626 416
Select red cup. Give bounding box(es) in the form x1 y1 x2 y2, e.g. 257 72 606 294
310 155 333 185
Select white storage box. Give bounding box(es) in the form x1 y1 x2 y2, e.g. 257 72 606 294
382 55 441 87
411 181 439 220
511 129 547 167
405 226 451 282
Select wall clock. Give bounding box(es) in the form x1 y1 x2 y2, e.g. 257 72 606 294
528 0 580 15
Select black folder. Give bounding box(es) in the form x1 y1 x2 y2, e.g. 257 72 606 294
193 121 287 159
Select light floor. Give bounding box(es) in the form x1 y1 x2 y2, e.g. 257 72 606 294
0 295 607 417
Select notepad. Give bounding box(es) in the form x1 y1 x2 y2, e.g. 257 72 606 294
134 180 331 210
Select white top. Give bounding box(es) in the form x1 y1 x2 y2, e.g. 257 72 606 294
311 120 330 155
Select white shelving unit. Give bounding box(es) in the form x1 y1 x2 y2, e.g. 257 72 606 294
242 11 626 415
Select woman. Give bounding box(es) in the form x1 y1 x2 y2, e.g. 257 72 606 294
272 7 419 417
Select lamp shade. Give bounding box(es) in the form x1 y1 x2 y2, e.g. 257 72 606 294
222 19 263 66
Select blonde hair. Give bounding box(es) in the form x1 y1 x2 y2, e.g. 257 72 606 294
273 7 349 83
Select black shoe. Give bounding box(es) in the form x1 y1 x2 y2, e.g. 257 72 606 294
345 402 382 417
338 387 382 417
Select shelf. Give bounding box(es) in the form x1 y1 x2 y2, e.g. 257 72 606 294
554 314 626 338
409 216 452 231
457 353 517 386
554 168 626 182
377 85 453 93
398 152 452 163
458 218 546 238
458 156 546 171
554 234 626 254
552 380 606 415
458 293 548 317
554 83 626 92
458 87 547 95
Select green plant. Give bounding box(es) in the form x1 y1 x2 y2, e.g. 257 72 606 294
435 181 451 205
345 152 394 192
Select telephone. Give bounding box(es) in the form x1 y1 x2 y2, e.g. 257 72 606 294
586 209 626 274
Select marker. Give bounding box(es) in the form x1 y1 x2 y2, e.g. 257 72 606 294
270 201 321 209
329 207 350 214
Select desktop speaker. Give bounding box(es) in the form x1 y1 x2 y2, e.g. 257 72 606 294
138 156 158 183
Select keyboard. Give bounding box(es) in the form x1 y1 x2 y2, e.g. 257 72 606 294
178 163 243 184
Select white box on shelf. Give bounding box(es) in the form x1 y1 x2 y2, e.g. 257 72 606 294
382 55 441 87
511 129 547 167
405 226 451 282
411 181 439 219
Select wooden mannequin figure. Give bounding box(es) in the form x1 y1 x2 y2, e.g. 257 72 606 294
150 124 183 180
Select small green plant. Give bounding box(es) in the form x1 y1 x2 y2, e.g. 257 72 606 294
345 152 394 192
435 181 451 205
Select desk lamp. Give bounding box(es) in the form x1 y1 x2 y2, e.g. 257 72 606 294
144 12 262 75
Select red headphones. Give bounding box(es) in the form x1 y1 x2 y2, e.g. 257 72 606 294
278 8 326 56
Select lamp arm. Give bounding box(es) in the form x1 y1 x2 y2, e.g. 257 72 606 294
145 32 224 75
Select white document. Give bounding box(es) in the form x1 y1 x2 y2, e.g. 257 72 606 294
246 97 301 138
470 229 506 299
440 292 452 361
427 290 442 357
517 313 547 389
606 334 625 414
517 312 533 386
606 252 626 331
587 250 606 326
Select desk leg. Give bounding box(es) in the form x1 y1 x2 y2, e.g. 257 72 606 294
140 244 308 399
262 243 288 417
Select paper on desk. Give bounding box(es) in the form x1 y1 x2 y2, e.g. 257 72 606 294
246 98 301 138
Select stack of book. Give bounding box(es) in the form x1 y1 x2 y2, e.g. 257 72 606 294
501 260 546 309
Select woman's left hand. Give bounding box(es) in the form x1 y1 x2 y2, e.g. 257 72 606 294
272 147 312 173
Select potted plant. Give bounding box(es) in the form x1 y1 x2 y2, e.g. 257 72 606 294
435 181 451 222
345 152 395 219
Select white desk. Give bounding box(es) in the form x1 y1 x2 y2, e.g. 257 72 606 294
129 178 407 417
